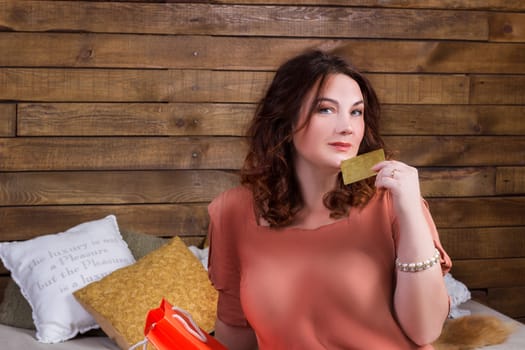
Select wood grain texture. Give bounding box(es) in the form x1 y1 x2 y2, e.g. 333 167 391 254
486 287 525 318
0 68 169 102
489 12 525 42
0 2 489 40
418 167 495 197
213 0 525 11
333 41 525 74
388 136 525 167
440 227 525 259
0 170 240 206
2 33 524 73
17 103 253 136
169 70 470 104
452 258 525 289
428 197 525 228
382 105 525 135
8 69 516 105
470 75 525 104
0 137 246 171
0 204 210 241
496 167 525 194
0 104 16 136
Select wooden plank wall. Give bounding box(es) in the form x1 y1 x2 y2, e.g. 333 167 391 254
0 0 524 321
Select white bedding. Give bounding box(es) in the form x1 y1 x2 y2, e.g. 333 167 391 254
0 300 523 350
0 325 119 350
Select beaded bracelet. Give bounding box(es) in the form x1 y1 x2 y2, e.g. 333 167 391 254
395 248 441 272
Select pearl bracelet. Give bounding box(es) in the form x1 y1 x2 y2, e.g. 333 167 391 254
395 248 440 272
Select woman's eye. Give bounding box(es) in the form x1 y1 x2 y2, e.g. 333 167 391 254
318 106 335 114
351 109 363 117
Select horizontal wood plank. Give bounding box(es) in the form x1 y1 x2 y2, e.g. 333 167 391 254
0 137 245 171
489 12 525 42
333 41 525 74
2 33 525 73
451 258 525 289
470 75 525 104
1 136 523 171
0 68 169 102
18 103 525 136
0 170 239 206
418 167 495 197
0 204 210 241
0 2 488 40
496 167 525 194
368 74 469 105
428 197 525 228
17 103 253 136
382 105 525 136
440 227 525 259
169 70 271 103
170 70 470 104
214 0 525 11
11 69 525 105
0 104 16 136
485 287 525 318
389 136 525 167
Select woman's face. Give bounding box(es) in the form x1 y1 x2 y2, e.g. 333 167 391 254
292 73 365 173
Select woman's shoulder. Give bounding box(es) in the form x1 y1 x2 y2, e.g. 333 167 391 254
208 185 253 216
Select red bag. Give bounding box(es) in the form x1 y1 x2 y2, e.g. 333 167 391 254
129 299 227 350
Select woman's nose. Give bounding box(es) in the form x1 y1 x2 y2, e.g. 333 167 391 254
335 116 353 135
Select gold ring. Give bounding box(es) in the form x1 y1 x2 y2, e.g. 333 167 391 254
391 169 398 178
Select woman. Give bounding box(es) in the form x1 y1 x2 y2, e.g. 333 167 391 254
208 50 451 349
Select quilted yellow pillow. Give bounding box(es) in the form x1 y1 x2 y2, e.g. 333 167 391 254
74 236 217 350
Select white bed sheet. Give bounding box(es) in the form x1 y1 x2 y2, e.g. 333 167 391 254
0 300 523 349
0 325 119 350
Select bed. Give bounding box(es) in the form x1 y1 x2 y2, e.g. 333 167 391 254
0 300 523 349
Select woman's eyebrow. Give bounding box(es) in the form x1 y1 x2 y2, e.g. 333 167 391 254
316 97 339 105
317 97 364 107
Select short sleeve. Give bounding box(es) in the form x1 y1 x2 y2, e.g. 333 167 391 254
421 199 452 274
207 190 251 327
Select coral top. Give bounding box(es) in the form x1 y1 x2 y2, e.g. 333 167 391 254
208 186 451 350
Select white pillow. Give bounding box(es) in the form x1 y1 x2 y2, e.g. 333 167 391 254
444 272 472 318
0 215 135 343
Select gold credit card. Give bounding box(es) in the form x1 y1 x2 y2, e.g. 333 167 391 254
341 149 385 185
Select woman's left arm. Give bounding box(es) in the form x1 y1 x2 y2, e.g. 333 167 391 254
373 161 449 346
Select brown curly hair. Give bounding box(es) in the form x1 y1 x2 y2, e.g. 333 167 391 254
241 50 388 227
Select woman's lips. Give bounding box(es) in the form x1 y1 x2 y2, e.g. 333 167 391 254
329 142 352 152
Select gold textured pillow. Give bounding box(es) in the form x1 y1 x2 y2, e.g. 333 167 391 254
74 236 217 350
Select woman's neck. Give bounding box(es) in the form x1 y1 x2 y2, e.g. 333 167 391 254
292 161 340 229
